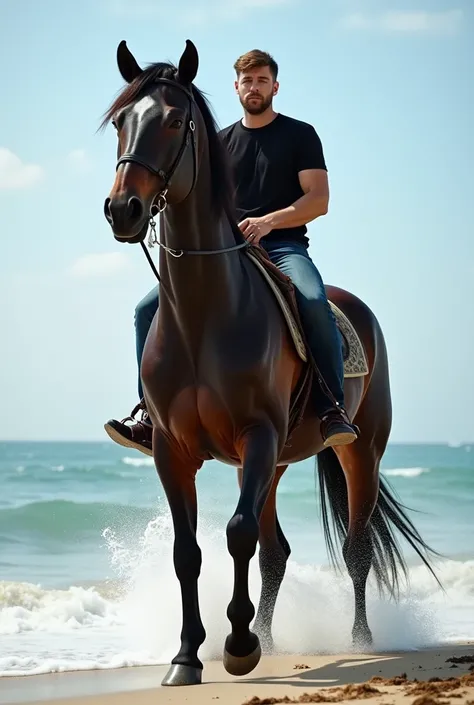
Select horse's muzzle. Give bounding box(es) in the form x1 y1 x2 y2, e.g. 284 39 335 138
103 194 147 243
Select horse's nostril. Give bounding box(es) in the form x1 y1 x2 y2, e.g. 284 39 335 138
103 195 144 234
127 196 143 222
103 198 112 222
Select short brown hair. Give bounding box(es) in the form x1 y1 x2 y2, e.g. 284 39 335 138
233 49 278 81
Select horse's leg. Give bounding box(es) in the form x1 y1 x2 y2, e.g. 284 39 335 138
235 466 291 654
319 424 439 650
153 431 206 687
339 444 380 647
224 424 279 676
317 440 380 648
317 342 391 648
340 435 440 648
339 344 392 647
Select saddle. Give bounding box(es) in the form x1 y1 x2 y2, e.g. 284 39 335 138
245 245 369 441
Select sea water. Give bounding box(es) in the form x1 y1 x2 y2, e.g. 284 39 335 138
0 441 473 676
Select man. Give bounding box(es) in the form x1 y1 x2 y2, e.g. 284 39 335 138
104 49 358 456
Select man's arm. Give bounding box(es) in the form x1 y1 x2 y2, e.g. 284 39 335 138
262 168 329 229
238 122 329 241
264 123 329 228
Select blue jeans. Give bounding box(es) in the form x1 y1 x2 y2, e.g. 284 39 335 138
134 240 344 415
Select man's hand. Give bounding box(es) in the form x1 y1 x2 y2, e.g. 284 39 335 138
238 217 272 244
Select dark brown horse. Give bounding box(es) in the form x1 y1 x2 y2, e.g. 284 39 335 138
101 39 440 687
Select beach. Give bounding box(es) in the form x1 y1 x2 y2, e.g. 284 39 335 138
3 644 474 704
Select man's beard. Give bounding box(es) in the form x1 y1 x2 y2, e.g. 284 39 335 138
241 93 273 115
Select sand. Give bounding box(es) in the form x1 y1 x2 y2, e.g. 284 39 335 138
2 643 474 705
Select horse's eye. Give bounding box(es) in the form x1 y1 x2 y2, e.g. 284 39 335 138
170 119 184 129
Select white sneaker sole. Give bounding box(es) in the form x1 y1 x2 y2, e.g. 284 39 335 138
323 431 357 448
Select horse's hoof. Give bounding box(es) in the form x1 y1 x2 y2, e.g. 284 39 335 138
223 638 262 676
161 663 203 686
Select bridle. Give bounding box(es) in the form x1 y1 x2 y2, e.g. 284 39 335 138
114 77 249 281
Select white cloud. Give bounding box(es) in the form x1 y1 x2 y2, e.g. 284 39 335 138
68 149 92 174
69 252 130 279
105 0 289 23
342 9 463 35
0 148 44 190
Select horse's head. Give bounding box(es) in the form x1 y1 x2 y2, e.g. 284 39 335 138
103 40 199 244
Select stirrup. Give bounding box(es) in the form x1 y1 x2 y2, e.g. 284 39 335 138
121 398 148 425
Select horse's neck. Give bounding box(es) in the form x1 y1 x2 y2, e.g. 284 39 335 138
158 180 244 326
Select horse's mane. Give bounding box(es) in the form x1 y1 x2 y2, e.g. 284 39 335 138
100 61 244 241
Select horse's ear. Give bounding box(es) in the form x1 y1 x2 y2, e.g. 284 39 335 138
177 40 199 86
117 40 143 83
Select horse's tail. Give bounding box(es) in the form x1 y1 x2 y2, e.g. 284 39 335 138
316 448 443 597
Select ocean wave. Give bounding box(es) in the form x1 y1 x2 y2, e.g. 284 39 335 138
0 500 154 539
122 456 155 467
0 652 159 678
2 459 155 482
1 513 472 677
0 582 121 634
383 467 430 478
1 556 472 633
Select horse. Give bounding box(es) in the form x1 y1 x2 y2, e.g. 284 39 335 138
101 39 440 687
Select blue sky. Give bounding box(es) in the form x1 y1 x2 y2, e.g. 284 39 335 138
0 0 472 442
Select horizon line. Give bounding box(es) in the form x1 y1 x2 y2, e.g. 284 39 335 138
0 438 472 446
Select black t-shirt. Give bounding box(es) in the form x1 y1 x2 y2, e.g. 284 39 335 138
219 113 327 247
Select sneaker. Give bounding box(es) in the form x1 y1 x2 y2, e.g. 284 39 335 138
320 407 359 448
104 400 153 456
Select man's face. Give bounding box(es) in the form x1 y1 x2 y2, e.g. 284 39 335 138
235 66 279 115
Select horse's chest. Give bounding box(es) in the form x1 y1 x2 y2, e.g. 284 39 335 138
142 321 277 458
157 380 235 429
150 383 236 460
